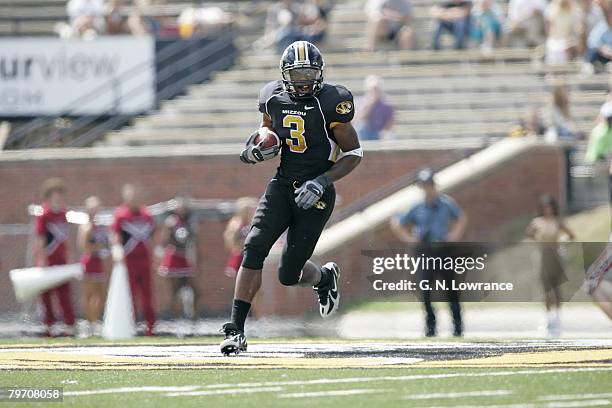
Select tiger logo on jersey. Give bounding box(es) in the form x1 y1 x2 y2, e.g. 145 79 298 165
335 101 353 115
314 200 327 210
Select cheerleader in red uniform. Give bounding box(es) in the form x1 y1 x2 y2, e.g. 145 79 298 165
158 197 200 320
223 197 257 278
35 178 75 337
110 184 156 336
78 196 109 337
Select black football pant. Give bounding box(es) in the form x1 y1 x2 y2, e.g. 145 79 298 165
241 177 336 285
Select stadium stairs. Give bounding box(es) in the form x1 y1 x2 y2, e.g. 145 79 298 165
0 0 261 39
105 0 609 152
2 0 607 209
101 0 609 214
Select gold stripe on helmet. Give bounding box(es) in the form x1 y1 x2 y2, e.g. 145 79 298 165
297 41 306 61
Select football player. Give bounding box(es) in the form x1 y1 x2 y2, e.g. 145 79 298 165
586 242 612 319
220 41 362 355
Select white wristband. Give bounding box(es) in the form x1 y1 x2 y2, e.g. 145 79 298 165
339 147 363 159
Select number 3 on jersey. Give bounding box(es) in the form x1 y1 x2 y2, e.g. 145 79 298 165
283 115 307 153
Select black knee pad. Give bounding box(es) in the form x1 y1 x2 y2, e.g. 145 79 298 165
241 246 266 270
278 265 300 286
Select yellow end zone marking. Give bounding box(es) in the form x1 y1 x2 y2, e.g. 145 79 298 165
1 345 611 370
0 351 421 370
418 349 612 368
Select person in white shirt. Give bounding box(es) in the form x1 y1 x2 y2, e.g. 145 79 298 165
365 0 414 51
505 0 547 47
66 0 105 37
544 0 583 64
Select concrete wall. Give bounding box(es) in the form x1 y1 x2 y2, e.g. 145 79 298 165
0 146 464 317
256 142 567 316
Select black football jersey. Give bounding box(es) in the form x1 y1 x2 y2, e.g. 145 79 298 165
258 80 355 182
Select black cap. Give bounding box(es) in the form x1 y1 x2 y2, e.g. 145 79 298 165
416 168 435 184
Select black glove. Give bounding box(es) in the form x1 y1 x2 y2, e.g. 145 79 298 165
239 130 280 164
294 175 331 209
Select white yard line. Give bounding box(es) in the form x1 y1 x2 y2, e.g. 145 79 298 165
544 400 612 408
424 399 612 408
60 367 612 397
539 394 612 401
423 404 535 408
65 386 201 396
279 389 383 398
202 367 612 389
404 390 513 400
164 387 283 397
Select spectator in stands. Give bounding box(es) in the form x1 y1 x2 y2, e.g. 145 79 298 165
105 0 127 35
127 9 154 35
544 0 583 64
585 101 612 163
263 0 302 51
508 107 547 137
578 0 605 55
111 184 157 336
365 0 414 51
66 0 105 38
390 168 468 337
177 6 233 38
583 0 612 72
355 75 395 140
525 194 575 337
505 0 546 47
224 197 258 278
157 197 200 322
548 83 579 140
262 0 328 51
35 178 75 337
78 196 109 338
299 0 330 44
471 0 504 53
431 0 472 50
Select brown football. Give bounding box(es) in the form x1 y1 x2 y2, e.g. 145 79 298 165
253 128 281 149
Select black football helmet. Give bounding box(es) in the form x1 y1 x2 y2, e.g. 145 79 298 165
280 41 325 99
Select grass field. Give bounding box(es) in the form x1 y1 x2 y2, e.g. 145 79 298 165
6 366 612 408
1 208 609 407
1 338 611 408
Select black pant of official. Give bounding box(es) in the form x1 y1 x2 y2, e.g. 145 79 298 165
241 177 336 285
418 244 463 337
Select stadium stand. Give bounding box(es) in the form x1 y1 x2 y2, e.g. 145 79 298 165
1 0 611 337
0 0 258 39
105 0 609 152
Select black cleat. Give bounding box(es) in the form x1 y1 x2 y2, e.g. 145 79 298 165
314 262 340 318
220 322 247 356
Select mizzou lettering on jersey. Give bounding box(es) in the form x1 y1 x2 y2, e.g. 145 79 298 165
35 202 69 265
258 80 355 182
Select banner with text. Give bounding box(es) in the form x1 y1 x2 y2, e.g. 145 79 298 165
0 36 155 116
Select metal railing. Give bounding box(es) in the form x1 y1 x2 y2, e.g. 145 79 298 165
5 31 237 149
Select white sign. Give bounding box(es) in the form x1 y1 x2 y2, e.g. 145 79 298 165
0 36 155 115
